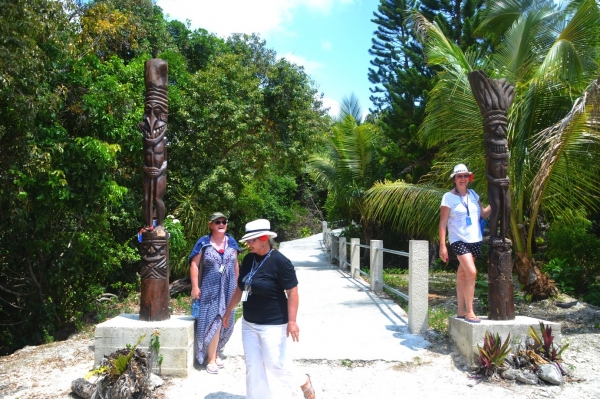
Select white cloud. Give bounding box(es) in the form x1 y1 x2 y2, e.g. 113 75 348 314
278 53 324 75
156 0 353 38
321 97 340 118
321 41 333 51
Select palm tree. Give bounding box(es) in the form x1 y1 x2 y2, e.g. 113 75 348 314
337 93 364 125
364 0 600 298
307 113 383 244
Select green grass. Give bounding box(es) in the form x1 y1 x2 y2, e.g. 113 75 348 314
428 307 453 335
382 270 457 335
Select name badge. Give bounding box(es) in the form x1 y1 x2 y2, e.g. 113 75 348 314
219 264 225 273
241 285 251 302
466 216 472 226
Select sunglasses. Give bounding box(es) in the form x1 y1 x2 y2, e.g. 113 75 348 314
213 220 228 225
455 174 470 179
246 237 259 244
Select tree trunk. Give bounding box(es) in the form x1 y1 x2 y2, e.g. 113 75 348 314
514 251 558 300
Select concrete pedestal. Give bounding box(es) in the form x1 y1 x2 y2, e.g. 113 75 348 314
449 315 561 366
94 313 195 377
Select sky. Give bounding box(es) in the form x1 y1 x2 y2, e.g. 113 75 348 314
155 0 382 119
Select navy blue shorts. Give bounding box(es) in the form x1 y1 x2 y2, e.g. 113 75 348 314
450 241 482 258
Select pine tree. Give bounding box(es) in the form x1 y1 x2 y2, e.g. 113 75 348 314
368 0 433 182
368 0 485 182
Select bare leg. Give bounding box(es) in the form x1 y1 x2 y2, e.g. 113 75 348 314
457 253 478 318
206 328 221 367
456 267 466 317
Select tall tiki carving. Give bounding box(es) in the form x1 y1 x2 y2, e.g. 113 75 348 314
467 70 516 320
138 59 170 321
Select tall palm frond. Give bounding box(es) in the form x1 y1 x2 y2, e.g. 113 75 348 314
339 93 363 125
528 77 600 253
364 182 446 239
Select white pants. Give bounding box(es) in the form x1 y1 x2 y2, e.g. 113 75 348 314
242 318 307 399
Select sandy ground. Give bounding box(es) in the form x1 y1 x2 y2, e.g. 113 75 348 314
0 328 599 399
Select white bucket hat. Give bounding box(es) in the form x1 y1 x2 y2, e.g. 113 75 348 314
239 219 278 242
449 164 473 179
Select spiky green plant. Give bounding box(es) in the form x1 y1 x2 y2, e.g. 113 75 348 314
528 321 569 362
85 335 146 380
477 331 512 373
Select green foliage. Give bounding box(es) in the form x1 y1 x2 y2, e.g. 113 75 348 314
176 294 191 314
43 329 54 344
428 307 453 335
477 331 512 373
545 211 600 297
542 258 576 295
164 216 188 277
475 276 489 313
149 330 163 370
528 322 569 362
86 335 145 380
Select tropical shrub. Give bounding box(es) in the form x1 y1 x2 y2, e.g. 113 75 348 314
545 211 600 299
528 322 569 363
477 331 512 374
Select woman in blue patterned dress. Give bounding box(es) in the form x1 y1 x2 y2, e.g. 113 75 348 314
189 212 240 374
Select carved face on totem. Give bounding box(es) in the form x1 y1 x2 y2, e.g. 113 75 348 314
139 100 168 139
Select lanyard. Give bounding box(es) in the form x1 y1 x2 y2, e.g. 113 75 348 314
459 191 470 216
245 249 273 286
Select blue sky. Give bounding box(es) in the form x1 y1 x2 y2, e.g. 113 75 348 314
155 0 381 119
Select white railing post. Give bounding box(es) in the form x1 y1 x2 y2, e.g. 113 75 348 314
339 237 346 269
408 240 429 334
370 240 383 292
326 228 332 255
322 221 328 243
350 238 360 278
331 235 339 262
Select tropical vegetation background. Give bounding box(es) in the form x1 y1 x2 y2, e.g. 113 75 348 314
2 0 600 355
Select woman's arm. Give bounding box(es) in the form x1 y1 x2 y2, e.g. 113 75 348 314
190 253 201 299
234 251 239 281
285 286 300 342
222 286 243 328
479 201 492 219
439 206 450 263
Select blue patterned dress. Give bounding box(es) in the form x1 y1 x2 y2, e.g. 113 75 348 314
189 234 239 364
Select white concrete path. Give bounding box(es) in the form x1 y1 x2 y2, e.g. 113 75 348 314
223 233 429 361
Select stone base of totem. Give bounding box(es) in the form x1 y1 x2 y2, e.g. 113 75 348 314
449 315 561 366
94 313 195 377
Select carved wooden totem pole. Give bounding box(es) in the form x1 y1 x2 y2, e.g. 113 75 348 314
138 59 170 321
467 70 516 320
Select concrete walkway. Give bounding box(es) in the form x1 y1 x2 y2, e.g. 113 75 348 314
222 233 430 361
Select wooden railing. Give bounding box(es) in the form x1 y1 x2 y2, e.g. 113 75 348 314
322 222 429 334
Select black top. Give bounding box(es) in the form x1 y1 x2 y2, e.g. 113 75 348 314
238 249 298 325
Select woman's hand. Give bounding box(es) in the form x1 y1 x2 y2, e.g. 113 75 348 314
191 287 201 300
287 321 300 342
222 312 231 328
439 245 449 263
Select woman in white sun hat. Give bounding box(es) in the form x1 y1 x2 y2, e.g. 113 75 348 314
439 164 491 323
222 219 316 399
